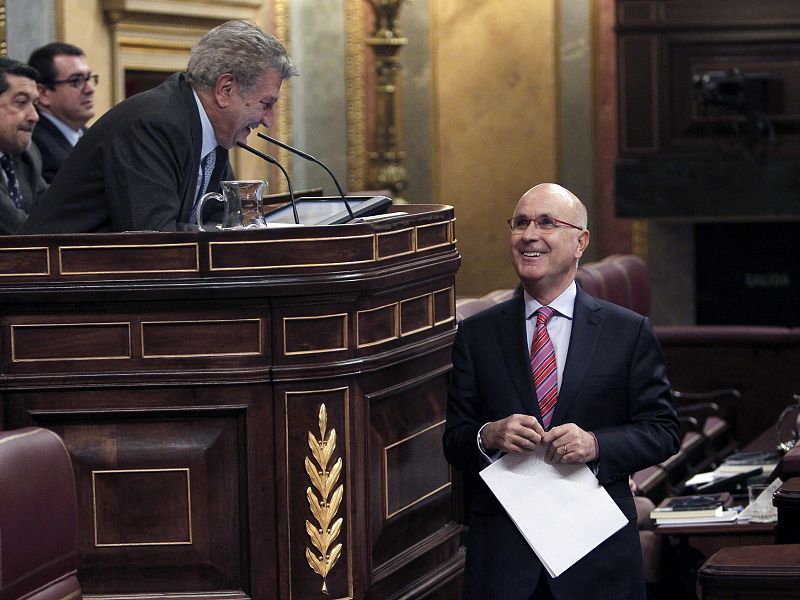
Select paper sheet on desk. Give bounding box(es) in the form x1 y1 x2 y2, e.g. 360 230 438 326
479 447 628 578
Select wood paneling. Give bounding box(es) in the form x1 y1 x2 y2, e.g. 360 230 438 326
615 0 800 219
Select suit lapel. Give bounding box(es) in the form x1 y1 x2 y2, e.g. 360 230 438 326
552 287 603 426
498 293 540 417
180 75 203 221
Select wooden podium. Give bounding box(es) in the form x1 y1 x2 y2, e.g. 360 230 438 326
0 205 464 599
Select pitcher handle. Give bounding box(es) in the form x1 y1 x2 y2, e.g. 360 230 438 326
196 191 228 231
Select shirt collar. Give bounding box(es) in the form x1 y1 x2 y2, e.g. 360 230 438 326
524 280 577 320
192 90 218 160
40 111 83 146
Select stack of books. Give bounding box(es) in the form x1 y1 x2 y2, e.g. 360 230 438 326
717 451 780 475
650 492 738 526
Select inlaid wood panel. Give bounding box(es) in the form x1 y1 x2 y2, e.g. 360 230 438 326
376 227 414 260
384 421 449 518
11 323 131 362
357 304 399 348
433 287 455 326
209 235 375 271
93 468 192 546
367 372 452 572
59 243 199 275
400 294 432 336
283 314 348 355
59 414 246 594
0 247 50 277
141 319 263 358
416 221 450 251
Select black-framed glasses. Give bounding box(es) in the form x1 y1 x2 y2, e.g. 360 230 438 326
51 73 99 89
507 215 584 233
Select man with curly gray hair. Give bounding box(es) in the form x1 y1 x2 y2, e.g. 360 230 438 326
21 20 297 234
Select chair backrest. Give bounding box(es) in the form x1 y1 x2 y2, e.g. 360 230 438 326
0 427 81 600
455 254 651 323
576 254 651 316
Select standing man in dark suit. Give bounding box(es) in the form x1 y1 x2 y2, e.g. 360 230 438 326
28 42 96 183
0 58 47 235
443 183 681 599
20 20 297 234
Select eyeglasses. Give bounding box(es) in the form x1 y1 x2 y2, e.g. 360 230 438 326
51 73 98 89
507 215 584 233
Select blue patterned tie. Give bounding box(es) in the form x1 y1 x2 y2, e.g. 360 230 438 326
190 149 216 224
1 154 23 209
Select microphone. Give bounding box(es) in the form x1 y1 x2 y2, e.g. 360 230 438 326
236 141 299 225
256 131 355 220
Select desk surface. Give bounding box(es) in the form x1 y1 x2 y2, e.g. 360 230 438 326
654 520 774 537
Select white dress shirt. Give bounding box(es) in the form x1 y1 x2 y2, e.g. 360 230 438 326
192 90 219 199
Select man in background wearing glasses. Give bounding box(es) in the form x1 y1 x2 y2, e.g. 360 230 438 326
28 43 96 183
443 183 680 599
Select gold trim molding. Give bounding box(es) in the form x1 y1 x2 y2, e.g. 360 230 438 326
273 0 292 185
345 0 367 191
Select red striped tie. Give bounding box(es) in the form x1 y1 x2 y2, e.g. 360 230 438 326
531 306 558 429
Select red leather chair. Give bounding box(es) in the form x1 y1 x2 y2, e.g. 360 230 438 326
575 254 651 316
0 428 81 600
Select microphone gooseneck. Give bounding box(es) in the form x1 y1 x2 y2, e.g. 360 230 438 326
256 131 355 220
236 141 299 225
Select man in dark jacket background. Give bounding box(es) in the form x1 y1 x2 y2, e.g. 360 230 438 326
0 57 47 235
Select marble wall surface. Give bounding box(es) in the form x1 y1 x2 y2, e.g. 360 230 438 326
6 0 56 61
433 0 558 295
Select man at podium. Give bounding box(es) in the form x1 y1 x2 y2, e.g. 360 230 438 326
20 20 297 234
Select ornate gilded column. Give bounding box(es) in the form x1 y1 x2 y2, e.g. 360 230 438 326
366 0 407 201
0 0 7 56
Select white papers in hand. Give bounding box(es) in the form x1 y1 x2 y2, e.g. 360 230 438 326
479 447 628 578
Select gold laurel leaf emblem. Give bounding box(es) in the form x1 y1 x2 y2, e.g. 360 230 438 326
305 403 344 594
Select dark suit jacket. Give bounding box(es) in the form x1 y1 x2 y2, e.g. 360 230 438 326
31 114 76 184
443 287 681 600
20 73 231 234
0 146 48 235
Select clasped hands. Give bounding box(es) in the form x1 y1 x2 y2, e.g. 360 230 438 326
480 414 597 464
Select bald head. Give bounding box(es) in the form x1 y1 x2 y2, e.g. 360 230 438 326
509 183 590 304
517 183 588 229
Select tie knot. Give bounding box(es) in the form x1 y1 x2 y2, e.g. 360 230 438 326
0 154 13 169
536 306 555 325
